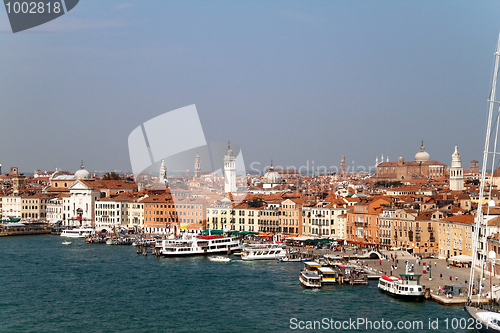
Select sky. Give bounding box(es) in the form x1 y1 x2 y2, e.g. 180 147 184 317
1 0 500 175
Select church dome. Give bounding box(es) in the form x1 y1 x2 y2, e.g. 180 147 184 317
75 162 90 180
415 142 430 162
263 161 281 185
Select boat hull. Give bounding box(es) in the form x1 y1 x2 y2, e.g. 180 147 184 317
377 287 425 301
160 247 240 257
466 305 500 333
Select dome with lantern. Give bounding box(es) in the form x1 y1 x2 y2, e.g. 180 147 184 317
415 141 430 162
262 160 281 188
75 161 90 180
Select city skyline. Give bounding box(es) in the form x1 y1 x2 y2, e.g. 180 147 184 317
1 1 500 173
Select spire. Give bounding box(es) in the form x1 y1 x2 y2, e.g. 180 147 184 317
80 160 84 169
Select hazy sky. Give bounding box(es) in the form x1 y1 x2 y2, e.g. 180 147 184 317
1 0 500 175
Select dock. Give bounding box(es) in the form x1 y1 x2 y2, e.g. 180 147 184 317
430 294 490 305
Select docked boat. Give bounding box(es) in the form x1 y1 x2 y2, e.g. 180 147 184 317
377 273 425 301
60 227 94 238
157 234 241 257
299 270 321 288
208 256 232 262
62 241 71 245
241 243 286 261
277 257 308 262
465 306 500 333
317 267 337 284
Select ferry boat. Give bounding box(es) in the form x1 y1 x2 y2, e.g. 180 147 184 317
241 243 286 261
60 227 95 238
377 273 425 301
317 267 337 284
298 261 325 288
157 234 241 257
299 270 322 288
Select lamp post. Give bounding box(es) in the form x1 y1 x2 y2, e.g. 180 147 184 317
429 263 432 280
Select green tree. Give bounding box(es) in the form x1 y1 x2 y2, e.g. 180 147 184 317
102 172 121 180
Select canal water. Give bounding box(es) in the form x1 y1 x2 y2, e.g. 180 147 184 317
0 235 473 332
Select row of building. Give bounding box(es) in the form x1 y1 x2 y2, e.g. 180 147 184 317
1 142 499 259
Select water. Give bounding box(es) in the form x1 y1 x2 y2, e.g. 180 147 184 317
0 236 473 332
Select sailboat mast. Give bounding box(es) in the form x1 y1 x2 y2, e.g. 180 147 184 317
469 31 500 301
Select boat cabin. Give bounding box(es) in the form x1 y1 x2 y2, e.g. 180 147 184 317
303 261 322 272
317 267 336 284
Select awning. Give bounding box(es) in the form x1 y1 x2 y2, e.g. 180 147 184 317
449 255 472 263
287 236 309 241
201 229 224 235
257 233 273 237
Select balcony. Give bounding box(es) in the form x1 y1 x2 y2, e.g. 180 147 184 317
428 227 433 232
415 227 421 231
415 237 421 242
430 237 435 242
354 222 366 227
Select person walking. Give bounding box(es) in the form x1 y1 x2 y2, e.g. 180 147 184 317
450 276 452 281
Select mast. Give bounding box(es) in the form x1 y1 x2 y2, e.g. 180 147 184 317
468 31 500 302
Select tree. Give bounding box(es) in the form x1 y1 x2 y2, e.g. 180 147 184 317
102 172 121 180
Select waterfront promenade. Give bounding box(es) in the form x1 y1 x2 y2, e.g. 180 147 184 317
287 245 499 304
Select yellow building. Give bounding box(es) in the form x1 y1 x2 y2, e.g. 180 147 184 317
437 214 474 259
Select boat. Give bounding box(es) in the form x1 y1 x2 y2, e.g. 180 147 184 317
277 257 308 262
377 265 425 301
62 241 71 245
316 267 337 284
60 227 95 238
299 270 322 288
298 261 325 287
208 256 232 262
241 243 286 261
156 234 241 257
465 30 500 332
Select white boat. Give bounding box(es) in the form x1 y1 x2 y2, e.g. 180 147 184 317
60 227 94 238
465 30 500 332
208 256 232 262
299 270 321 288
241 243 286 261
317 267 337 284
62 241 72 245
377 272 425 301
157 234 241 257
277 257 308 262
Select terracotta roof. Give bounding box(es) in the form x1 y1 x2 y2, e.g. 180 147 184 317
439 214 474 224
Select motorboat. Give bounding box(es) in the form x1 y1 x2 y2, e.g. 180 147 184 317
208 256 232 262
